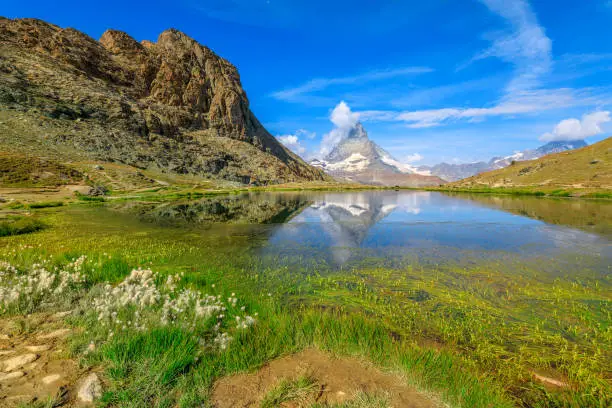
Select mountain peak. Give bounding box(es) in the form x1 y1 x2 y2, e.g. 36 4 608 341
347 122 368 139
310 122 442 186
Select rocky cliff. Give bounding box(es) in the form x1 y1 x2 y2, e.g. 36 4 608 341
0 17 327 184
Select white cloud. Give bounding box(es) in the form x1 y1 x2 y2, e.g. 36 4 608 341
473 0 552 94
276 129 318 158
539 111 611 142
354 0 593 131
277 134 307 156
318 101 360 158
403 153 423 163
359 87 605 128
271 67 433 103
330 101 359 128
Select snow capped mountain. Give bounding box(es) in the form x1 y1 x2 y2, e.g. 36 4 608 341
310 122 433 180
420 140 589 181
488 140 588 170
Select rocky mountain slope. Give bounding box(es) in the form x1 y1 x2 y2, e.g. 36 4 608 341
0 17 327 185
420 140 588 182
449 137 611 190
310 123 443 187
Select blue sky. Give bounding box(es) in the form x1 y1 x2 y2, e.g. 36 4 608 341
4 0 612 165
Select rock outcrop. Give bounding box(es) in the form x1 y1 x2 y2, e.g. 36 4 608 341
0 17 327 184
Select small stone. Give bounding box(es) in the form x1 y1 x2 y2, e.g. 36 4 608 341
25 345 50 352
532 373 569 388
77 373 102 403
37 329 70 340
0 371 25 381
6 394 32 403
2 353 38 371
53 310 73 319
42 374 61 384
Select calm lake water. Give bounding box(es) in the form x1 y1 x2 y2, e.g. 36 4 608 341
114 191 611 276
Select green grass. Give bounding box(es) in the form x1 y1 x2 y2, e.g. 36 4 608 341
76 194 106 202
549 189 572 197
27 201 64 209
0 203 609 408
583 191 612 199
261 375 319 407
0 216 46 237
429 185 612 199
1 253 513 408
311 392 390 408
428 186 548 196
260 377 390 408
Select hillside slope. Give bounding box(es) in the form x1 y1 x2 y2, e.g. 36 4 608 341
0 17 327 185
450 137 611 191
419 140 587 182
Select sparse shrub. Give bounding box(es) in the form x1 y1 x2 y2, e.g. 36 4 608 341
76 194 106 202
0 216 46 237
6 201 24 209
28 201 64 209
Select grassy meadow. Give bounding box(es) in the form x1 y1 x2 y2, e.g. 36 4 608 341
0 198 610 408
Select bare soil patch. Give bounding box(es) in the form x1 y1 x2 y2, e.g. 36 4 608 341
0 313 93 407
212 348 440 408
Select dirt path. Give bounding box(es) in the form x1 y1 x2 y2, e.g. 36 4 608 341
0 313 95 407
212 348 442 408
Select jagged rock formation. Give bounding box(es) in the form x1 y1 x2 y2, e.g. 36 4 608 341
0 17 327 184
419 140 588 182
310 123 443 187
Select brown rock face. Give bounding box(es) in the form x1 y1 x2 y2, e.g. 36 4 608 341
0 17 326 184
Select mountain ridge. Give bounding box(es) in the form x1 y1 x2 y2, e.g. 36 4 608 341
448 137 611 191
419 140 588 181
0 17 327 185
310 122 443 187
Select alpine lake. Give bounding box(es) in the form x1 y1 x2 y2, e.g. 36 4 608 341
2 190 610 407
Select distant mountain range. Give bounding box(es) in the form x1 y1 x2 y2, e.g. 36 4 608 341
309 121 589 185
418 140 588 181
310 123 444 187
450 137 610 191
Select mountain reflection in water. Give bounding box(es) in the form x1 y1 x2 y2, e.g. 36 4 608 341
116 191 610 270
263 191 611 268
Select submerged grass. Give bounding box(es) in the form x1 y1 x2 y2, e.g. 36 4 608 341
0 202 610 407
